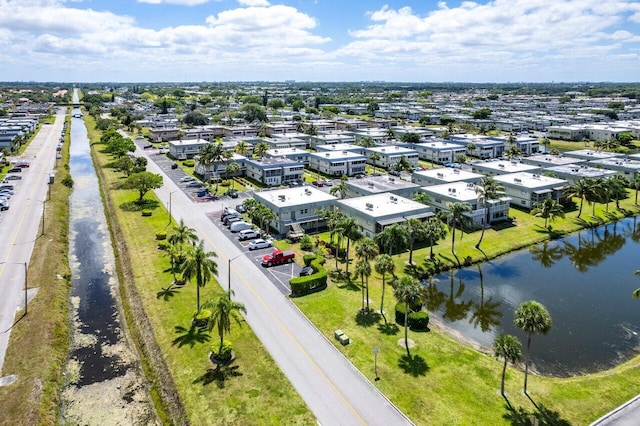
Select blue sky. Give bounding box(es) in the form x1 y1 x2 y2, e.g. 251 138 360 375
0 0 639 83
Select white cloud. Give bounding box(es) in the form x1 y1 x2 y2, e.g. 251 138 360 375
137 0 211 5
237 0 269 6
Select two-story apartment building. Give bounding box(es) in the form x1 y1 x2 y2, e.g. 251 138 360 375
244 156 305 186
494 172 568 210
168 138 209 160
412 167 483 187
307 151 367 177
364 146 420 170
345 175 421 199
411 140 467 164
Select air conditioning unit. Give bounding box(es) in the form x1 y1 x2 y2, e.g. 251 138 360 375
365 203 374 210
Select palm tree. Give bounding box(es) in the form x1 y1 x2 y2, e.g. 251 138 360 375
369 151 381 171
514 300 552 394
445 201 472 259
358 136 375 148
330 175 349 199
474 177 505 249
539 137 551 153
413 192 431 206
423 217 447 259
393 155 413 175
531 198 565 229
337 215 362 276
563 177 593 218
385 128 395 141
202 290 247 355
355 237 379 311
164 240 183 285
631 174 640 205
493 334 523 402
181 240 219 312
198 142 230 185
374 223 409 256
607 175 629 210
225 161 240 189
466 142 477 157
234 140 250 157
354 258 372 312
253 140 269 159
169 218 198 261
393 275 425 356
402 218 428 265
374 254 395 321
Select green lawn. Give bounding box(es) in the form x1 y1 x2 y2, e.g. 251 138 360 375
86 116 314 425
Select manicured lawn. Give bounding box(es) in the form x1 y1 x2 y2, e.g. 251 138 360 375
86 116 314 425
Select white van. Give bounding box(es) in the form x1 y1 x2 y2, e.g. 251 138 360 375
229 221 253 233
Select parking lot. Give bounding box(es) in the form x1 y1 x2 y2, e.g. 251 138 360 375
0 163 28 215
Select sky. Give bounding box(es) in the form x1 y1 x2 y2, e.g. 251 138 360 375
1 0 639 83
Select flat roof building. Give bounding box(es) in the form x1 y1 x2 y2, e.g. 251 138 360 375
412 167 483 187
545 164 618 183
411 140 467 164
562 149 623 161
244 156 305 187
346 175 421 199
520 153 583 168
364 145 419 170
471 159 540 176
494 172 568 210
308 150 367 177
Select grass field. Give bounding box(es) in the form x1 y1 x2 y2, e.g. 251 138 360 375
85 115 314 425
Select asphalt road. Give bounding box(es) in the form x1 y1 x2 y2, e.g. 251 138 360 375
133 142 414 425
0 109 62 375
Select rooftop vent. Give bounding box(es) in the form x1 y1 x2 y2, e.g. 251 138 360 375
453 169 460 174
278 195 286 201
368 182 374 188
365 203 374 210
514 178 522 183
437 173 444 178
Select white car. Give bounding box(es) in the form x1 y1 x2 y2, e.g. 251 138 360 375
179 176 195 182
248 239 273 251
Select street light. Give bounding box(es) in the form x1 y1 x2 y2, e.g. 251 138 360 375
228 253 243 297
373 346 380 381
0 261 28 316
168 190 177 226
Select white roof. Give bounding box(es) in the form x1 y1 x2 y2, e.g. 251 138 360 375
367 145 417 155
494 172 568 189
422 181 480 202
414 167 483 182
473 159 540 173
309 150 365 160
255 186 336 207
337 193 429 218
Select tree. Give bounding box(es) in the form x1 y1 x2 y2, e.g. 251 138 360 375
369 151 381 170
253 140 269 159
563 177 594 218
355 237 379 311
354 259 372 312
402 218 428 266
423 217 447 259
198 142 231 190
374 254 395 322
234 140 250 157
330 175 349 199
531 198 565 229
472 108 492 119
392 155 413 174
181 240 219 312
367 101 379 116
374 223 409 257
183 111 208 126
631 174 640 205
514 301 552 394
393 275 425 356
445 202 472 258
413 192 431 206
540 137 551 153
267 99 285 111
474 177 505 249
400 133 420 143
120 172 163 202
241 103 267 123
357 136 375 148
225 161 240 187
291 99 305 112
202 291 247 356
493 334 523 402
338 216 363 276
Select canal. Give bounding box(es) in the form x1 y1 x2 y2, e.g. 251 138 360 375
431 217 640 376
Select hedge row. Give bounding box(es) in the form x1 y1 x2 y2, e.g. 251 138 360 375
394 303 430 330
289 255 327 297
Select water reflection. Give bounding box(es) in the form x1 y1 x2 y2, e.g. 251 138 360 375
430 217 640 376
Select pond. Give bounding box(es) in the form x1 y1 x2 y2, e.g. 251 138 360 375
430 217 640 377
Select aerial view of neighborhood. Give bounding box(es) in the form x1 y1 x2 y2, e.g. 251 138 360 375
1 1 640 425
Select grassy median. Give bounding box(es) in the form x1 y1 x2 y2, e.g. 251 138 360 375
0 113 73 426
85 115 314 425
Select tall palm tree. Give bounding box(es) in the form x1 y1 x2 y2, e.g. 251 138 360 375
198 142 230 183
358 136 375 148
531 198 565 229
369 151 381 171
493 334 523 402
234 140 250 157
354 258 372 312
514 300 552 394
164 240 183 285
355 237 379 311
393 275 425 356
423 216 447 259
393 155 413 175
413 192 431 206
474 177 505 249
181 240 219 312
402 218 428 265
330 175 349 199
202 290 247 354
374 223 409 257
225 161 240 189
563 177 593 218
445 201 472 258
339 216 363 276
169 218 198 261
539 137 551 153
253 140 269 159
374 254 395 321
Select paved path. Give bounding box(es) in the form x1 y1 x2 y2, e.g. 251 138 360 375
591 394 640 426
133 143 413 425
0 109 62 375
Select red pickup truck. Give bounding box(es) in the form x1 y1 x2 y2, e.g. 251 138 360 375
261 249 295 267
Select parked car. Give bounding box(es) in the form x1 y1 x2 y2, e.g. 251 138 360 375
354 174 366 179
238 229 260 241
299 266 315 276
312 180 324 187
235 204 246 213
389 170 401 176
261 248 295 266
8 168 21 173
179 176 195 182
323 180 333 186
186 181 203 188
17 162 30 168
0 200 8 211
229 221 253 233
143 143 154 149
226 189 239 198
171 163 178 169
4 175 21 181
248 239 273 251
225 217 243 227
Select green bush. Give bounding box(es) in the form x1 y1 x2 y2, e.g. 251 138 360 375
210 339 233 361
408 311 430 330
193 309 212 328
62 174 73 188
299 235 313 251
157 241 169 251
183 159 195 167
156 230 167 240
302 254 316 267
142 210 152 217
395 302 408 325
289 255 327 296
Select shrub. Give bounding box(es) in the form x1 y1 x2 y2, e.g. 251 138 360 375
210 339 233 361
394 302 408 325
299 235 313 251
157 241 169 251
193 309 212 327
220 181 230 187
155 230 167 240
62 174 74 188
302 254 316 267
182 159 195 167
408 311 430 330
289 255 327 296
142 210 152 216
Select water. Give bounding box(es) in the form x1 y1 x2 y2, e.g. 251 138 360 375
430 218 640 376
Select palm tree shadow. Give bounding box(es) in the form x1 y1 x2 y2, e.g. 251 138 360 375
192 363 242 389
377 322 400 335
355 310 381 327
503 403 570 426
172 325 210 348
398 354 429 377
337 277 360 291
157 284 180 301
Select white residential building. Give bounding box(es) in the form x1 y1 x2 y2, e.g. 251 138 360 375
471 159 540 176
244 156 305 187
411 141 467 164
308 150 367 177
346 175 421 199
412 168 483 187
364 145 419 170
494 172 568 210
